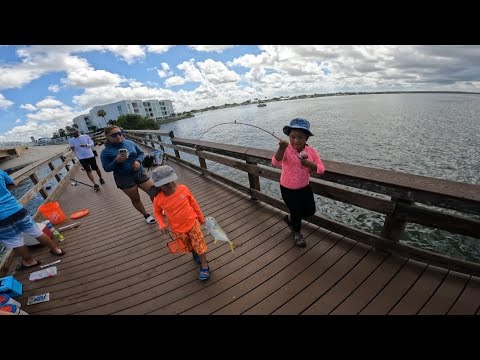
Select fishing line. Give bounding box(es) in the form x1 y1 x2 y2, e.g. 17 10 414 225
193 121 306 160
196 122 281 145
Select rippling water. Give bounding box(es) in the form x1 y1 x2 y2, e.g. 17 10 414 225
157 93 480 262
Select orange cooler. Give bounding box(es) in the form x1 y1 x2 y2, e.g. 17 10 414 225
38 202 67 225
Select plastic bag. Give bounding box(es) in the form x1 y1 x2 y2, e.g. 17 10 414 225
29 267 57 281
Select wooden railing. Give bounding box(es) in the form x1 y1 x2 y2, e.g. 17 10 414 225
0 150 78 275
125 129 480 276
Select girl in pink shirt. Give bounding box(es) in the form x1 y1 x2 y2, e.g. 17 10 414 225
272 118 325 247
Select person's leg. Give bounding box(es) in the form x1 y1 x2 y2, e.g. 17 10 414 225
13 245 37 267
280 185 305 247
136 177 156 223
96 168 105 183
85 170 96 185
188 220 210 280
18 213 64 255
79 159 96 184
35 233 64 255
121 185 148 216
137 177 154 194
89 157 105 184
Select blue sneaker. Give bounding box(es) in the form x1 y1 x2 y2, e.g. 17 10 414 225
192 252 201 265
199 267 210 281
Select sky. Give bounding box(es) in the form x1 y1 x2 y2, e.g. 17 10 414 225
0 45 479 142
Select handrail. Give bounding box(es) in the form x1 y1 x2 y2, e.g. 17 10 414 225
0 149 78 275
124 130 480 276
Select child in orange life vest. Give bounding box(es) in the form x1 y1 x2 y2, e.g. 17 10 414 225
272 118 325 247
151 165 210 281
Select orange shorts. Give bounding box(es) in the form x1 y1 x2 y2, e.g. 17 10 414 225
172 219 207 255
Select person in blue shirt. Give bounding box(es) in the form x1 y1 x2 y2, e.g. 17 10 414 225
0 170 65 271
100 126 156 224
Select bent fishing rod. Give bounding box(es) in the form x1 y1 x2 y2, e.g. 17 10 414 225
194 121 307 160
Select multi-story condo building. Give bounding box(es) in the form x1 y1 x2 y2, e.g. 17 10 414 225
73 99 174 133
73 114 95 133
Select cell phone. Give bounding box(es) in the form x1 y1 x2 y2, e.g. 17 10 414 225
119 149 127 155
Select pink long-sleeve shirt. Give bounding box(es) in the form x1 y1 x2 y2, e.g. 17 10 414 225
271 144 325 189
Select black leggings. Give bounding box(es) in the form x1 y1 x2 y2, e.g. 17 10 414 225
280 184 316 232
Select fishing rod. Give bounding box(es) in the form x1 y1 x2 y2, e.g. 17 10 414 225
196 121 281 145
70 178 94 189
194 121 307 160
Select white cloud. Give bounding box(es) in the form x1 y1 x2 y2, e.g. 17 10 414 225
48 84 60 92
15 118 21 123
0 94 14 109
17 45 146 64
36 97 64 109
146 45 175 54
197 59 240 84
62 67 124 88
157 62 173 78
20 103 36 111
165 76 187 87
189 45 236 53
177 59 204 82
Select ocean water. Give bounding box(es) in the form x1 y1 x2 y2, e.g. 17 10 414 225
157 93 480 263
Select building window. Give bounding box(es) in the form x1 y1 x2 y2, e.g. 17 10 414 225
117 105 123 114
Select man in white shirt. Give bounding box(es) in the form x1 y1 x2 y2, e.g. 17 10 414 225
68 128 105 191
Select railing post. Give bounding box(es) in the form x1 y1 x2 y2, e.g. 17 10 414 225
30 173 48 199
196 146 207 174
170 131 181 159
61 155 71 171
381 198 412 242
48 161 62 182
157 135 165 152
246 156 260 199
149 134 156 149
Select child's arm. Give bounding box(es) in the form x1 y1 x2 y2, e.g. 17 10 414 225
272 139 289 165
302 148 325 174
186 187 205 224
152 199 167 231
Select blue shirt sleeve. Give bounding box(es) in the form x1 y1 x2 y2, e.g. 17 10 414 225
1 169 14 185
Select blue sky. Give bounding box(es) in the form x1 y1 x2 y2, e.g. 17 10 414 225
1 45 479 142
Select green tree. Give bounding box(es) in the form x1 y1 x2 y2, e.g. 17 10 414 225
107 119 117 126
116 114 159 130
73 123 79 129
97 109 107 124
58 128 66 137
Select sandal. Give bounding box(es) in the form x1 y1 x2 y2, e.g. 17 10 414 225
50 249 66 256
294 233 306 248
15 260 41 271
198 267 210 281
283 215 294 231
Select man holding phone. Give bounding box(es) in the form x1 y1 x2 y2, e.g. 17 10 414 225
100 126 156 224
68 128 105 191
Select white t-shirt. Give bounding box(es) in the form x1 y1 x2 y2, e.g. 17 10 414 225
68 135 95 160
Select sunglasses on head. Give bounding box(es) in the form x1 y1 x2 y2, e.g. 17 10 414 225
109 131 124 138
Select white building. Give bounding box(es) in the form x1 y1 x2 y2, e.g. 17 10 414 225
73 99 175 133
73 114 95 133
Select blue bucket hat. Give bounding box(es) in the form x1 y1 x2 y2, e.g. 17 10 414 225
283 118 314 137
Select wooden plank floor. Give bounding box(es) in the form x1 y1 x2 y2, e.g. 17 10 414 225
9 160 480 315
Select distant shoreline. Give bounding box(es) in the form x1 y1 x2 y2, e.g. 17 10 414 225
186 90 480 114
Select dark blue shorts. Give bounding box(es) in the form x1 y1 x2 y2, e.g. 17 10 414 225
114 169 150 189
